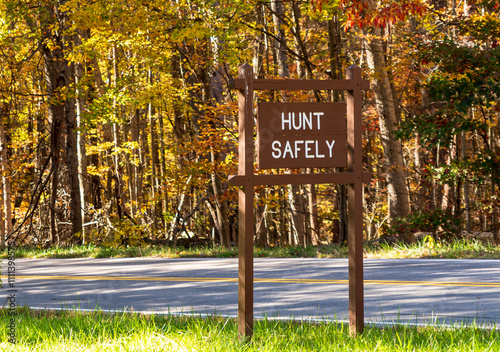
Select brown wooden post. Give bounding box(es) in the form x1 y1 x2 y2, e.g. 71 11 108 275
346 65 364 335
237 63 255 339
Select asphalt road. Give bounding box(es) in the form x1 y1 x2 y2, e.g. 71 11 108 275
2 258 500 326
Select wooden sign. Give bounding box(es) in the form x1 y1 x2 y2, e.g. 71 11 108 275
257 102 347 169
229 64 370 340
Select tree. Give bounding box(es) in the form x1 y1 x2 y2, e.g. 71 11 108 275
398 1 500 237
1 0 497 247
40 1 82 242
338 0 428 221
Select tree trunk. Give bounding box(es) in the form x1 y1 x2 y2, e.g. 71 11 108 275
148 68 160 234
365 26 410 221
271 0 289 78
327 14 349 243
253 3 266 79
489 124 498 242
86 53 103 211
42 10 65 244
0 104 11 246
74 29 87 243
41 2 84 243
209 65 231 248
279 187 287 245
111 44 124 220
133 108 144 218
287 184 307 247
65 61 83 237
338 184 348 244
158 109 168 225
255 190 268 246
210 170 231 248
328 16 344 102
307 184 319 245
0 185 4 247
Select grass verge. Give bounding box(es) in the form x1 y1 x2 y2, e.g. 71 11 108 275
1 238 499 259
0 307 499 351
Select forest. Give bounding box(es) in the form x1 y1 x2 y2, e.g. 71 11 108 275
0 0 498 248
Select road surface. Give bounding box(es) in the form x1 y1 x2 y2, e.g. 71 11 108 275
2 258 500 326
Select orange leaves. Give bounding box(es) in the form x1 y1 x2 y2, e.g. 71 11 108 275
312 0 427 29
338 0 427 29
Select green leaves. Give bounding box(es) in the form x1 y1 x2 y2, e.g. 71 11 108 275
387 209 462 237
398 111 487 147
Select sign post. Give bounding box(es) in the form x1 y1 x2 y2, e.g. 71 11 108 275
229 64 370 339
236 63 255 338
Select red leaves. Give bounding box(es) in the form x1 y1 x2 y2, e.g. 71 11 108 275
336 0 427 30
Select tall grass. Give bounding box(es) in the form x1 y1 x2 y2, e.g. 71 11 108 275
0 308 498 351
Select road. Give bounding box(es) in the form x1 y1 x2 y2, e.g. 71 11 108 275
2 258 500 326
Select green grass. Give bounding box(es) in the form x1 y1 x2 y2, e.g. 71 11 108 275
1 238 499 260
0 307 499 351
0 240 498 350
0 243 239 259
364 238 500 259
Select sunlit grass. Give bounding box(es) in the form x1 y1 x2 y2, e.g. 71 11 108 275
0 307 498 351
0 238 498 260
364 238 500 259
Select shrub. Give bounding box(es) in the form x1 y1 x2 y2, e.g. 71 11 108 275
386 209 462 240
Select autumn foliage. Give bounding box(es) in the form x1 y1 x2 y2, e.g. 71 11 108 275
0 0 498 248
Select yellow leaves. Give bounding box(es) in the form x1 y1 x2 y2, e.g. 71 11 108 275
465 12 500 41
424 235 442 249
87 142 113 155
87 164 111 177
87 141 142 167
172 21 213 42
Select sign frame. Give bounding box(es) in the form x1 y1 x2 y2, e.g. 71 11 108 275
228 64 370 339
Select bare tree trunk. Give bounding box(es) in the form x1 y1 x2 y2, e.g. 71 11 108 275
111 44 123 220
133 109 143 219
338 184 348 244
288 184 307 247
148 69 160 234
440 148 453 210
328 16 344 102
65 61 83 237
209 65 231 248
462 133 471 232
0 186 4 247
0 104 11 245
489 124 498 242
253 3 266 79
307 184 319 245
271 0 289 78
86 54 103 211
278 187 287 245
365 26 410 221
168 176 192 244
291 0 304 78
42 16 65 244
255 190 268 246
327 14 349 243
75 30 87 242
210 170 231 248
158 109 168 225
493 182 498 242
